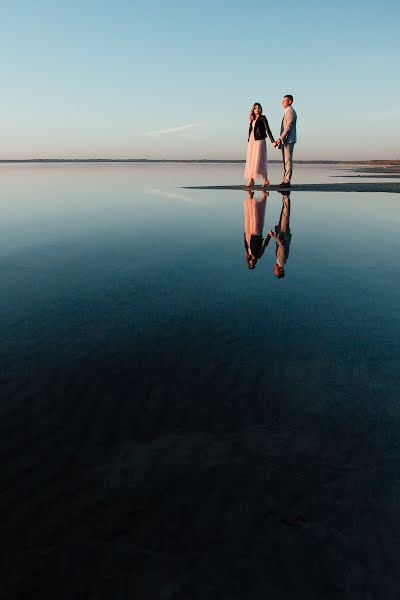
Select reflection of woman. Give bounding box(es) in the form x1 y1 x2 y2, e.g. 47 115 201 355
244 190 271 269
269 192 292 278
245 102 276 189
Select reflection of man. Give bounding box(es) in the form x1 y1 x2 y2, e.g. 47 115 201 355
269 192 292 278
244 190 270 269
274 95 297 188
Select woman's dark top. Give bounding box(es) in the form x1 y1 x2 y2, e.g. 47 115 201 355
244 233 271 259
248 115 275 143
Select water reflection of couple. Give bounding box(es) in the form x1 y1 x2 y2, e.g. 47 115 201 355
244 190 292 277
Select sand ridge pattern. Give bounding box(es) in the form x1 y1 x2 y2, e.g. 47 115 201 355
2 342 400 599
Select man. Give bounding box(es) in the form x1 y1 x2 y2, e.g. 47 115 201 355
268 191 292 278
274 95 297 187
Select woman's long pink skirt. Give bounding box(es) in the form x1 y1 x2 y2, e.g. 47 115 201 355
244 135 268 180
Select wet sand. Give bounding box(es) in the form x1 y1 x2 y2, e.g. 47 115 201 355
2 350 400 599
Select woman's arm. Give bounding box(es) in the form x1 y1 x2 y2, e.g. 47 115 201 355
262 116 275 144
259 233 272 257
248 121 253 142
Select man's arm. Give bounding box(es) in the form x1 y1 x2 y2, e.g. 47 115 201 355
268 229 284 245
279 108 295 142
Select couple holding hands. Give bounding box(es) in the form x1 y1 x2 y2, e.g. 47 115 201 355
245 95 297 189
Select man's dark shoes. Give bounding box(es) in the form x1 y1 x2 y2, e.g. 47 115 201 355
277 181 291 188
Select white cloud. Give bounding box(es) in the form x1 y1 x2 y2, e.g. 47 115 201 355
144 124 202 136
143 187 204 205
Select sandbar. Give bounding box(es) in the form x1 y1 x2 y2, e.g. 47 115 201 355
183 182 400 193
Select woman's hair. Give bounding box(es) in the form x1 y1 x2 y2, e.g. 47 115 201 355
245 253 257 270
244 233 269 269
249 102 262 122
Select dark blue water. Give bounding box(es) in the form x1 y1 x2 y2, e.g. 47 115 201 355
1 164 400 598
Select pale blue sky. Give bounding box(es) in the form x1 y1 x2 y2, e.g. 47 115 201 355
1 0 399 160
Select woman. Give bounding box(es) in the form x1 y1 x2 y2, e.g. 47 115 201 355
245 102 276 188
244 190 271 269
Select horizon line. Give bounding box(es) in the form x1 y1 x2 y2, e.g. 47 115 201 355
1 158 399 165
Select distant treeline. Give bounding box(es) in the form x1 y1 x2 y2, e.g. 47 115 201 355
1 159 399 165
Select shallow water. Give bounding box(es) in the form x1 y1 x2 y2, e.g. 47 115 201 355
1 163 400 598
1 164 399 396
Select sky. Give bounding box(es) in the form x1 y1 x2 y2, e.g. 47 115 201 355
1 0 399 160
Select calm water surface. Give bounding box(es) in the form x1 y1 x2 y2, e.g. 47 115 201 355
1 163 400 598
1 164 398 405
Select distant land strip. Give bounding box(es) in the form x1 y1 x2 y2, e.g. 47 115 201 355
1 159 400 165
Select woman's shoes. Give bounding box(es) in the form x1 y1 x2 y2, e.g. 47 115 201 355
245 179 270 189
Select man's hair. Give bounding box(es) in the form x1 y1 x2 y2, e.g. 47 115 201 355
284 95 293 104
